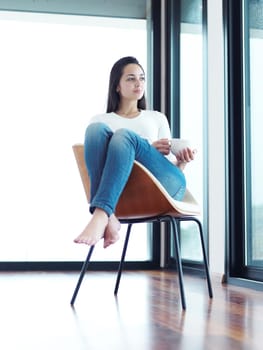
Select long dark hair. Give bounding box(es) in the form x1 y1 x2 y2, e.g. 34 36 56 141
106 56 147 113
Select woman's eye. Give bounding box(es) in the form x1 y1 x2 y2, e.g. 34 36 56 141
126 76 145 82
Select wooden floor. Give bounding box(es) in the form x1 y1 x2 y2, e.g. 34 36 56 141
0 270 262 350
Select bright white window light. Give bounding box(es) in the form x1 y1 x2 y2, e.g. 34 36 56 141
0 12 148 262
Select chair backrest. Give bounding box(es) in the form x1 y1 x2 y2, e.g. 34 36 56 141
72 144 200 219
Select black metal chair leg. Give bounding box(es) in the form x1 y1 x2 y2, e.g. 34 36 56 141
193 218 213 298
114 224 133 295
70 245 95 306
170 217 186 310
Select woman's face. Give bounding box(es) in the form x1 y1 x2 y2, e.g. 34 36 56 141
117 64 145 102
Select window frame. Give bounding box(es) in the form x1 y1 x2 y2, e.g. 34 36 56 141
0 0 146 19
224 0 263 289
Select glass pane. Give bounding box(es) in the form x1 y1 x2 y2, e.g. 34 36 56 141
0 11 149 262
180 3 203 261
245 0 263 267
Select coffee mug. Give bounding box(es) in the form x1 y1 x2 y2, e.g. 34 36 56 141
169 138 191 155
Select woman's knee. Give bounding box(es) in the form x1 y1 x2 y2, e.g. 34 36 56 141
85 122 112 141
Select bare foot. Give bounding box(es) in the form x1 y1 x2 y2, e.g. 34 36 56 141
103 214 121 249
74 208 108 246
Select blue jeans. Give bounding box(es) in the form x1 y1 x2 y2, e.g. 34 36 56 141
84 122 186 216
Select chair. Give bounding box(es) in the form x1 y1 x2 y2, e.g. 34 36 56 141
70 144 213 309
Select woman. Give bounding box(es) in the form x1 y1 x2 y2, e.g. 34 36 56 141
74 56 195 248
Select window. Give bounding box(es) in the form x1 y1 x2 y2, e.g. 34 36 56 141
244 0 263 268
180 0 205 262
225 0 263 285
0 11 149 263
164 0 207 267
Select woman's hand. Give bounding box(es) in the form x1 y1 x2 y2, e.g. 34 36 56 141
175 148 197 171
175 148 197 163
152 138 171 155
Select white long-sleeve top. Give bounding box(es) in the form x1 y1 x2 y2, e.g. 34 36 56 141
89 110 171 144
